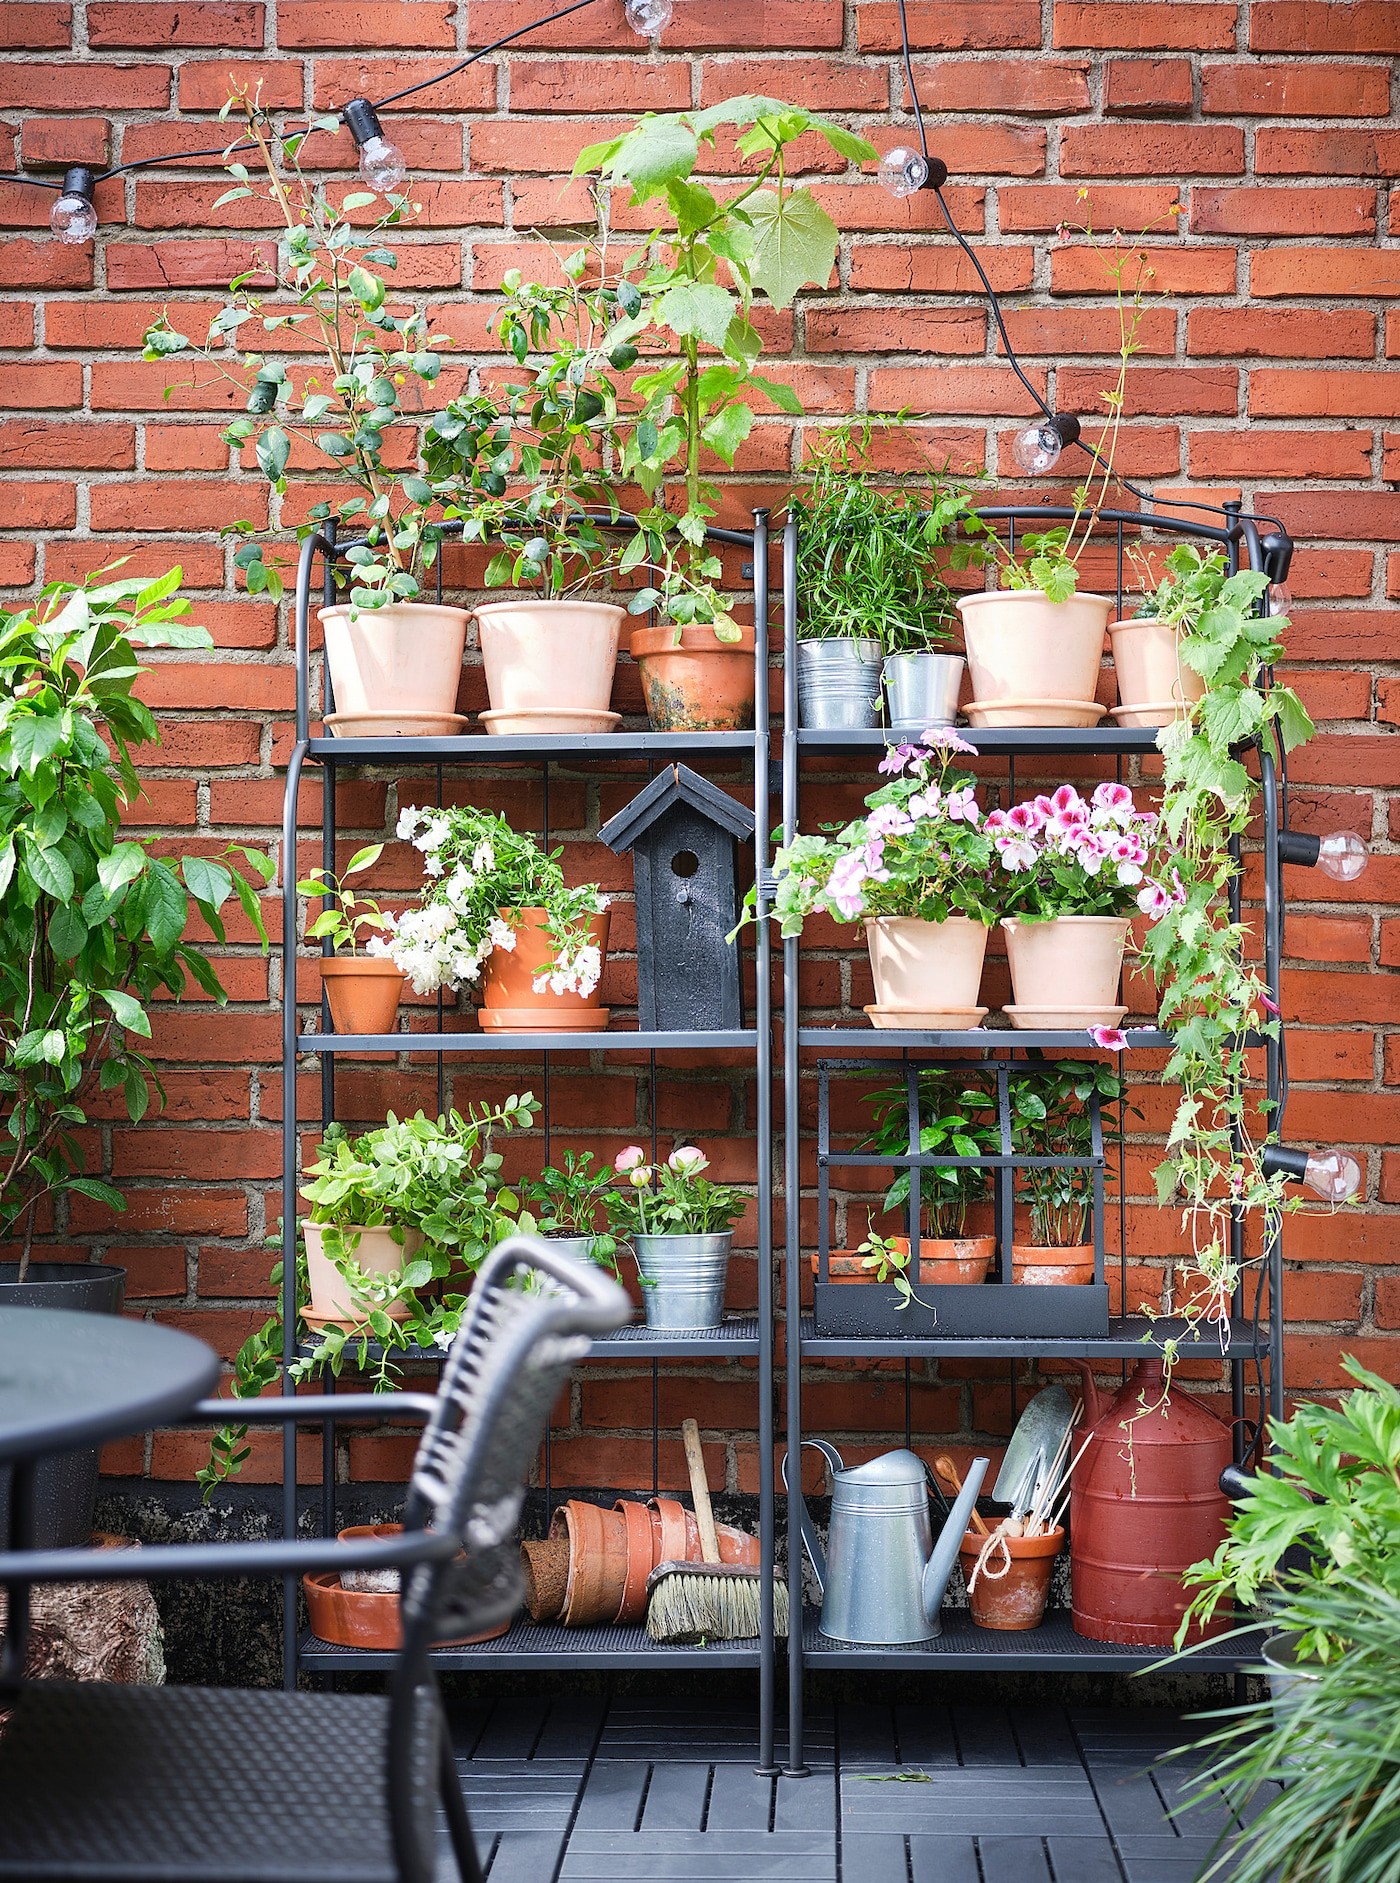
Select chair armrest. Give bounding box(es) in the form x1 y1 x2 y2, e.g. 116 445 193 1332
189 1393 440 1426
0 1529 459 1587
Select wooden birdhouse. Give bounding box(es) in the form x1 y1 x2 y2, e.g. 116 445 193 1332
599 764 755 1032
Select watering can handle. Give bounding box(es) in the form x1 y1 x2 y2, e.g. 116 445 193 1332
780 1439 843 1597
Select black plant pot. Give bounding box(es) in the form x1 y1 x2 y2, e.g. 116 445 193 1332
0 1263 125 1548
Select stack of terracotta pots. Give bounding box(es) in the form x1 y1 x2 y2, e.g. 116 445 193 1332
521 1495 760 1628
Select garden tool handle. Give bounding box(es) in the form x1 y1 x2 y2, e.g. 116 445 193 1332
682 1417 721 1565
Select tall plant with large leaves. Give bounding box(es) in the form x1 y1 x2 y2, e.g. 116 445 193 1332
573 99 876 638
0 572 272 1277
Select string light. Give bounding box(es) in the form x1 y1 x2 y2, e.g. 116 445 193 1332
1262 1145 1363 1203
623 0 674 30
1278 829 1369 883
1010 414 1081 476
342 99 407 194
49 166 97 245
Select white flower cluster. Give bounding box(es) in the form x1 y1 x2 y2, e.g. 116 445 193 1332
531 942 603 1000
369 901 492 996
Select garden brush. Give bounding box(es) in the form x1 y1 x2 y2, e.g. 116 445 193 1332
646 1418 789 1644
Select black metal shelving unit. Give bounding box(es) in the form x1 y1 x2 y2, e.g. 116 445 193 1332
278 511 781 1767
778 502 1292 1773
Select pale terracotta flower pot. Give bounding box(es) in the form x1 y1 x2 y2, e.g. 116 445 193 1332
303 1221 422 1327
479 906 611 1033
630 622 757 731
959 1525 1064 1630
1110 616 1206 723
475 598 624 723
890 1235 996 1285
317 957 404 1035
1001 915 1130 1012
864 915 989 1015
956 589 1113 717
319 601 469 718
1011 1243 1096 1286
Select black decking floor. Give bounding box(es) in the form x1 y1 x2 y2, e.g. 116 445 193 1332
446 1700 1248 1883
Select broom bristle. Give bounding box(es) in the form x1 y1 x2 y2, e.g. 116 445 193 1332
644 1563 791 1643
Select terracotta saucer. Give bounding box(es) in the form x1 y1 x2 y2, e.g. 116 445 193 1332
478 1007 611 1033
1003 1004 1129 1032
324 710 470 738
964 698 1106 729
1108 701 1189 728
479 708 622 736
863 1004 987 1031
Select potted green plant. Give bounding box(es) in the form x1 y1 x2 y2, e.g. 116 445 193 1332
573 97 877 731
426 258 637 736
740 728 996 1028
0 566 272 1541
297 844 401 1035
987 780 1163 1031
789 417 973 732
143 91 468 735
376 805 610 1033
1109 541 1221 727
819 1228 930 1312
1008 1060 1122 1286
519 1151 619 1271
859 1070 998 1283
608 1144 746 1330
200 1097 535 1490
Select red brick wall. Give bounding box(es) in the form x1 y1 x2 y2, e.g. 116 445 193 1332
1 0 1396 1491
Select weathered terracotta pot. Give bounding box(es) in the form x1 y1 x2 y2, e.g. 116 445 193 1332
864 915 989 1016
303 1221 421 1327
319 600 469 718
1012 1243 1095 1286
959 1525 1063 1631
890 1235 996 1285
613 1497 657 1625
521 1537 570 1624
304 1523 510 1649
479 906 611 1033
1110 616 1206 722
552 1499 629 1627
317 957 404 1036
646 1497 760 1572
956 589 1113 717
1001 915 1129 1012
476 598 624 724
630 622 757 732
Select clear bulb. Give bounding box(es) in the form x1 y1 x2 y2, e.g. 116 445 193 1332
358 134 407 193
50 191 98 245
1303 1150 1362 1204
878 146 929 199
1317 829 1368 883
1268 580 1292 615
1012 419 1065 476
624 0 673 31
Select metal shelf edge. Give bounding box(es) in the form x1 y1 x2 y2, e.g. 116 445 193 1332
299 1624 763 1671
798 1315 1264 1359
298 1029 760 1054
307 730 761 761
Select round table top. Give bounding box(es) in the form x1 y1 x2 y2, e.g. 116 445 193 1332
0 1309 220 1465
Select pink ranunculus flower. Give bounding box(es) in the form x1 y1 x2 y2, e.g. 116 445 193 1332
1089 1025 1128 1050
616 1146 646 1172
668 1145 708 1176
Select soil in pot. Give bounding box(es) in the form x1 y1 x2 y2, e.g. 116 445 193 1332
1001 915 1129 1016
1011 1244 1095 1286
318 957 405 1035
475 598 625 724
319 601 470 719
958 1525 1064 1630
956 590 1113 718
630 623 757 732
303 1222 421 1326
1110 616 1206 720
479 907 611 1033
863 915 990 1026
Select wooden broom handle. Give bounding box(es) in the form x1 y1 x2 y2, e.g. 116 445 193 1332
682 1418 721 1565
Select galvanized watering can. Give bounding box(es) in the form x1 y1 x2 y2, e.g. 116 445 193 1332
783 1442 989 1643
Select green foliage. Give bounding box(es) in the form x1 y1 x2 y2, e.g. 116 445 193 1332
574 98 875 639
0 570 271 1274
954 523 1083 604
1010 1060 1123 1248
519 1150 619 1271
144 92 449 609
789 417 974 655
852 1229 928 1313
607 1144 746 1238
1181 1358 1400 1660
295 844 389 955
859 1071 997 1238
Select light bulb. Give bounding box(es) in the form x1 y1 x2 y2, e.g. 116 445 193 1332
1302 1150 1362 1204
1317 829 1368 883
624 0 673 31
50 166 98 245
877 146 929 198
1011 412 1080 476
1268 580 1292 615
358 133 407 193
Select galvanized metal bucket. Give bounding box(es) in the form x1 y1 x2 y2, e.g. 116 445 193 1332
797 638 883 729
632 1232 732 1329
883 651 965 730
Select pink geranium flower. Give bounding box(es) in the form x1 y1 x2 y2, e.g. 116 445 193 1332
946 785 980 825
1089 1025 1128 1050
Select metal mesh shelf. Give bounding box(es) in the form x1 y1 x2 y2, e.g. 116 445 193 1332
295 1317 762 1365
298 1028 759 1054
798 1315 1264 1360
798 1025 1175 1051
308 730 758 762
797 726 1164 756
800 1608 1263 1672
299 1621 764 1671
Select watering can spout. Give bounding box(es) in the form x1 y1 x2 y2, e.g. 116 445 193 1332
1070 1358 1101 1426
922 1455 988 1622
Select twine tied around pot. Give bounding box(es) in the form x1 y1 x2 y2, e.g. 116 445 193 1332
965 1522 1015 1590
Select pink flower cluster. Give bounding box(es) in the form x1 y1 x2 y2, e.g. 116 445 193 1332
986 782 1158 892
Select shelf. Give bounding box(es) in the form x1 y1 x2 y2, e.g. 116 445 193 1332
798 1314 1264 1360
298 1028 759 1054
796 727 1163 757
306 730 760 762
299 1619 763 1671
297 1317 762 1364
800 1607 1263 1672
799 1026 1174 1051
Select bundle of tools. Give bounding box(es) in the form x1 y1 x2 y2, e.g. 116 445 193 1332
945 1385 1091 1591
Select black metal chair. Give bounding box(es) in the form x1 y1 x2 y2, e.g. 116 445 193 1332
0 1236 629 1883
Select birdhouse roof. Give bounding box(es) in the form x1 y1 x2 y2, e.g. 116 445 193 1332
599 762 755 853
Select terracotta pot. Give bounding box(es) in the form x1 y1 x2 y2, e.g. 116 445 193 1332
864 915 989 1014
630 622 757 732
552 1499 630 1627
956 589 1113 715
317 957 404 1036
959 1525 1063 1631
1110 616 1206 719
303 1221 422 1327
475 598 625 721
613 1496 657 1625
646 1496 760 1570
319 601 469 718
521 1537 570 1623
891 1235 996 1285
480 906 610 1032
1012 1243 1095 1286
1001 915 1129 1013
304 1570 509 1650
816 1250 877 1283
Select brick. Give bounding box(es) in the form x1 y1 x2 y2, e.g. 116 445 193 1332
869 364 1046 418
1202 61 1393 117
0 5 72 47
1253 249 1400 299
20 117 110 168
105 239 278 292
1250 2 1400 53
144 425 230 472
1062 123 1244 177
0 482 76 528
1250 371 1400 419
0 362 82 410
1188 307 1375 358
851 243 1034 295
858 2 1041 52
700 56 888 112
0 240 93 290
998 305 1177 356
1257 128 1400 177
1060 364 1239 417
1104 58 1193 116
87 2 262 45
1189 428 1372 481
178 58 305 109
906 57 1091 115
0 421 136 470
663 0 845 48
89 359 247 413
1050 245 1237 295
277 1 454 47
0 61 171 108
1192 186 1376 237
1054 3 1237 50
804 305 984 355
999 183 1181 234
